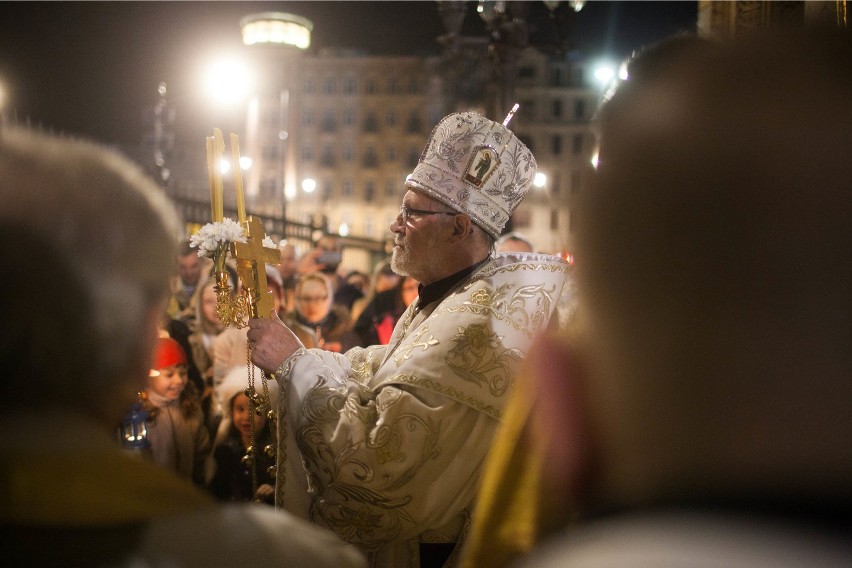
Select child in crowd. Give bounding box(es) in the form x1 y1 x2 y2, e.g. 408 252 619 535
209 365 278 504
142 337 213 486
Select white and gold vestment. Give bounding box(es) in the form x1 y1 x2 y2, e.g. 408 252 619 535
273 252 570 567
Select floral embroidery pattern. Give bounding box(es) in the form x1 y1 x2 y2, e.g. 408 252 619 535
393 324 439 366
446 283 556 337
445 324 523 397
295 377 442 550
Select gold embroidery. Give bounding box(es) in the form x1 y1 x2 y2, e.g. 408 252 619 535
350 345 384 385
302 376 347 424
446 282 557 337
393 324 440 366
389 374 504 420
446 324 524 397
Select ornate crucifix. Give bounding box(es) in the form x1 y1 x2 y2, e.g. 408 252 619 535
233 216 281 319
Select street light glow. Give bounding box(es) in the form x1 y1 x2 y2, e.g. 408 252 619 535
302 178 316 193
593 63 616 87
533 172 547 188
203 57 252 107
338 223 350 237
239 156 252 170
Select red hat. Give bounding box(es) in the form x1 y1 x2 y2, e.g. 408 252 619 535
153 337 187 370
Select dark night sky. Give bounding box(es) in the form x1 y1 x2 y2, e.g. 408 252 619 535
0 1 697 146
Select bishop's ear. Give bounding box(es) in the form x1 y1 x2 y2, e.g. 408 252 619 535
451 213 474 239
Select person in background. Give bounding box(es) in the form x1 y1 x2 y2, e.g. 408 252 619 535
0 127 367 567
187 276 228 434
142 337 213 487
297 234 345 294
209 365 278 505
350 259 400 323
352 275 419 347
283 272 358 353
495 231 534 253
247 111 570 567
333 269 369 312
166 239 209 322
515 30 850 568
277 241 299 314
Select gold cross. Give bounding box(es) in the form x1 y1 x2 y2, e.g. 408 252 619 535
233 216 281 319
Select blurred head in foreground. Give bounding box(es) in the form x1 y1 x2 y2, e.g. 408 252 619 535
533 29 851 518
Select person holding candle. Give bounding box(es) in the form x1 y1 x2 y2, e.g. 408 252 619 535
0 127 367 567
247 110 571 568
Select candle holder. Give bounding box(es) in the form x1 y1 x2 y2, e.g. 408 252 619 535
214 269 251 329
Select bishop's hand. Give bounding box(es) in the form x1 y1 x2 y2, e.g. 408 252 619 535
247 311 304 373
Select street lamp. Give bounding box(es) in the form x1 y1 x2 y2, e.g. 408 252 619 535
202 57 253 108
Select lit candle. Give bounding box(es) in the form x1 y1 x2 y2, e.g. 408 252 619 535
212 128 226 222
230 133 247 223
205 136 218 221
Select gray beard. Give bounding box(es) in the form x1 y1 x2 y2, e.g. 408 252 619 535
390 246 411 276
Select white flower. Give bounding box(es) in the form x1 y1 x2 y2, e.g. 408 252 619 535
262 235 276 249
189 218 247 258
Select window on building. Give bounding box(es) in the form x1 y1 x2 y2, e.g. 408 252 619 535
574 98 586 120
550 208 559 231
385 179 397 197
519 65 535 79
551 67 562 86
322 77 336 94
387 77 398 93
408 77 419 94
364 112 379 133
342 179 353 197
406 147 420 169
569 208 575 232
520 99 535 118
552 99 563 119
386 110 397 128
343 108 356 126
321 111 336 133
301 144 314 162
519 134 534 152
572 133 583 155
343 143 354 162
551 171 561 195
304 78 316 94
343 76 356 94
365 180 375 202
363 146 378 168
551 135 562 156
302 110 315 126
321 146 335 167
366 79 377 94
323 180 334 200
386 145 397 162
406 112 422 134
364 216 374 237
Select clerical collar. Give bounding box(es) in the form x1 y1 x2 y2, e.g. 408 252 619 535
417 256 490 309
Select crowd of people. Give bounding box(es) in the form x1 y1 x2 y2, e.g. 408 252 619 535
2 27 848 568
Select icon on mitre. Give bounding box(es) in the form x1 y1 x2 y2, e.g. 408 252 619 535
464 146 498 187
